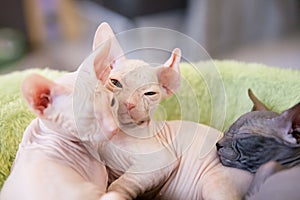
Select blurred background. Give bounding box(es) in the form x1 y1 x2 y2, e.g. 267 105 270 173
0 0 299 74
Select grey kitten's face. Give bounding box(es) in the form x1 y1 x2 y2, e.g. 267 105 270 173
216 104 300 173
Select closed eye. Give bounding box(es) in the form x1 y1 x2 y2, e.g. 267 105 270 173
111 79 122 88
144 92 157 96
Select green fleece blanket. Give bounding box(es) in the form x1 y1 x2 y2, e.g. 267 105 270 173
0 60 300 188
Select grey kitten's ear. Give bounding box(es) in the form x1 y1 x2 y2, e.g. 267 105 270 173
248 89 269 111
280 102 300 131
92 22 125 61
158 48 181 97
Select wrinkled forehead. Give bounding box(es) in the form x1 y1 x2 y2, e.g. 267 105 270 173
226 111 283 137
112 59 159 86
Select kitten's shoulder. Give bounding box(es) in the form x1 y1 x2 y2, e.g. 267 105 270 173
165 120 222 141
166 120 214 130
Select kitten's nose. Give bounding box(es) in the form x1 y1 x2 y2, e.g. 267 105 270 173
126 103 136 110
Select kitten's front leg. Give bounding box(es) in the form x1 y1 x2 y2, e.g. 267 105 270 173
108 162 177 200
245 161 286 198
201 163 253 200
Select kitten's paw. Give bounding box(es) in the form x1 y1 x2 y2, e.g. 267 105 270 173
100 192 125 200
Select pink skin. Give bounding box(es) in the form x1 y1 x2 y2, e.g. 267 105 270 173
0 39 123 200
92 22 253 200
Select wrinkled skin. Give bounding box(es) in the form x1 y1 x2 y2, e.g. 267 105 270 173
217 89 300 199
93 23 253 200
217 89 300 173
0 41 122 200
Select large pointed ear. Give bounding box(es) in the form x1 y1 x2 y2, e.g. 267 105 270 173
93 22 125 83
280 102 300 131
157 48 181 97
248 89 269 111
93 22 125 62
21 74 66 117
93 39 113 83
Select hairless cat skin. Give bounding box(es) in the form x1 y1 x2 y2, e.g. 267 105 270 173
217 89 300 172
0 40 123 200
93 22 253 200
217 89 300 200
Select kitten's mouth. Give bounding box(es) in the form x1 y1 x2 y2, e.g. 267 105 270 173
119 110 151 126
127 118 150 126
119 112 150 126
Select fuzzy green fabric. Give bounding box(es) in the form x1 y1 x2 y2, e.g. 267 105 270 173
161 60 300 131
0 61 300 188
0 69 65 188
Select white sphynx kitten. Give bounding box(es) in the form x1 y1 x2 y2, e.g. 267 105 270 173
94 22 254 200
0 40 123 200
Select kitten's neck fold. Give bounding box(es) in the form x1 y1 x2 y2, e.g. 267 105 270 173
19 119 102 183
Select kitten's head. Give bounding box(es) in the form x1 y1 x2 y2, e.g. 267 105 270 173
217 89 300 172
21 39 119 143
93 22 181 127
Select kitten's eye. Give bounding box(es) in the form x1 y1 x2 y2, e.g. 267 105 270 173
111 79 122 88
111 98 116 107
144 92 157 96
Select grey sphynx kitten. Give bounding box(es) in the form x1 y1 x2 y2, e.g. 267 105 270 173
217 89 300 172
217 89 300 200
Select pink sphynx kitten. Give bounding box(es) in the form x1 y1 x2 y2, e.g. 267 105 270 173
0 40 123 200
94 23 254 200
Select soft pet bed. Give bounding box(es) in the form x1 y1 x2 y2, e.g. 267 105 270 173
0 60 300 188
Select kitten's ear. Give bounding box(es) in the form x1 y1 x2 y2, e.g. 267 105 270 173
93 22 125 82
248 89 269 111
280 102 300 131
21 74 66 117
93 39 113 83
92 22 125 61
158 48 181 97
